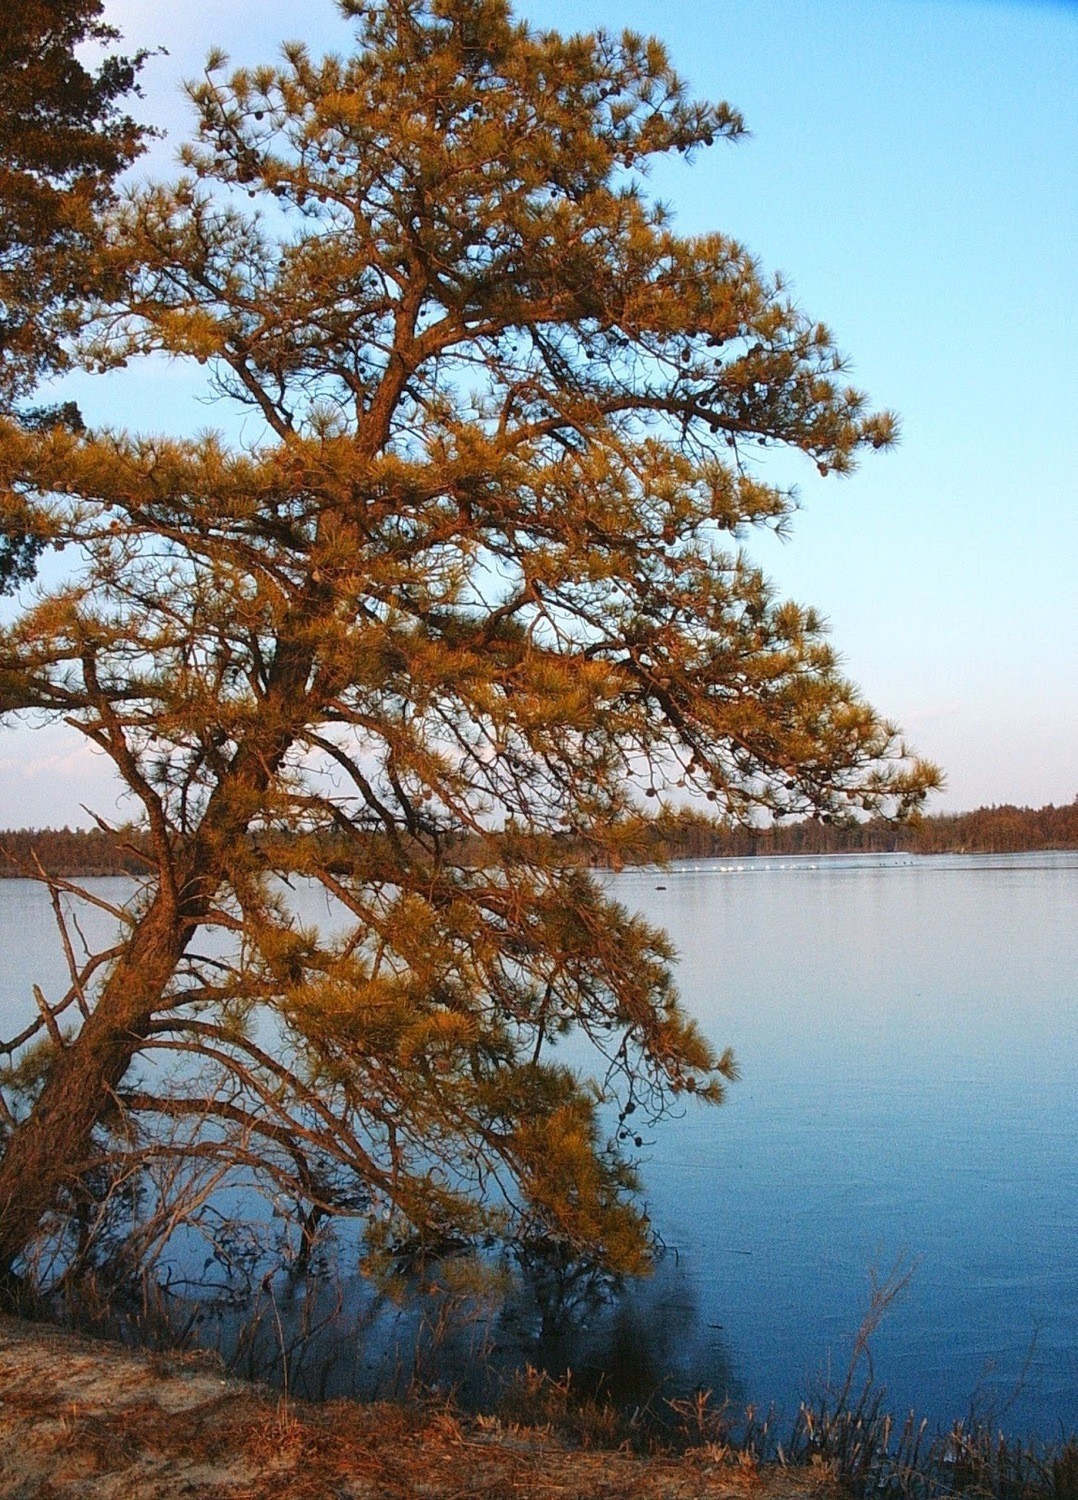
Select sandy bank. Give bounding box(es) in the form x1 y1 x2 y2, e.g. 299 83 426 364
0 1314 841 1499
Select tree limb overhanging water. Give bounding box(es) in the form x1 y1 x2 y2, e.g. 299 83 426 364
0 0 938 1296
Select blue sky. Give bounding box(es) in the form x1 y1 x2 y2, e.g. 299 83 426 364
1 0 1075 824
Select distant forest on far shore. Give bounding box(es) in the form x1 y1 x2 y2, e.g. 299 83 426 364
636 799 1078 863
1 800 1076 880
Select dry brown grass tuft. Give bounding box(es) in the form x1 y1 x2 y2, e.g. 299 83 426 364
0 1314 835 1500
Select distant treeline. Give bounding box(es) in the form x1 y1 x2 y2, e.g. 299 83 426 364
1 800 1076 880
0 826 152 878
623 799 1078 863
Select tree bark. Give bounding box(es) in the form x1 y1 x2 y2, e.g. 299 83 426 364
0 636 319 1287
0 889 193 1285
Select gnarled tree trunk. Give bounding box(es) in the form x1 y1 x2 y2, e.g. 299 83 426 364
0 643 315 1285
0 890 193 1284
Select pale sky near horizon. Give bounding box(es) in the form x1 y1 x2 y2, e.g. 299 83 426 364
1 0 1075 826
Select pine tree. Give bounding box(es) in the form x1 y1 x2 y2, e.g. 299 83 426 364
0 0 938 1291
0 0 152 591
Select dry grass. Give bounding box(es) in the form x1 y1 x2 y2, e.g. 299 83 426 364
0 1315 836 1499
5 1312 1073 1500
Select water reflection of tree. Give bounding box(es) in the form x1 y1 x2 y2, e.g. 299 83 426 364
496 1244 744 1413
147 1238 743 1415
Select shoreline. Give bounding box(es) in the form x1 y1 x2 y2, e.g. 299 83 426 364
2 801 1077 880
1 842 1076 882
0 1313 836 1499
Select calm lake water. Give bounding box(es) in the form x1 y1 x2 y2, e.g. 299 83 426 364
1 852 1075 1434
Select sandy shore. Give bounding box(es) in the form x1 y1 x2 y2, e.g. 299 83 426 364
0 1314 842 1499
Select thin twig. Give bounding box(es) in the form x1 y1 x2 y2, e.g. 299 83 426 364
32 985 65 1048
35 853 91 1021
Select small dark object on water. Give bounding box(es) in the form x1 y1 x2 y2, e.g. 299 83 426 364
655 884 667 890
